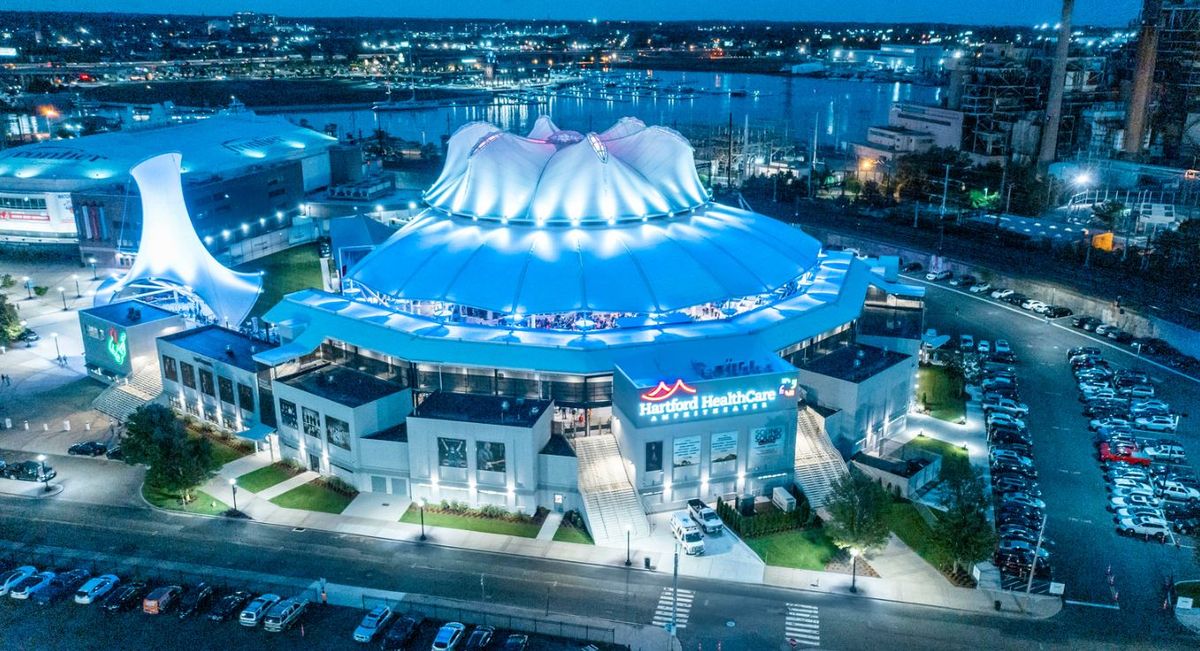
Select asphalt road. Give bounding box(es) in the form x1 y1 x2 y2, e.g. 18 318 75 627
917 278 1200 615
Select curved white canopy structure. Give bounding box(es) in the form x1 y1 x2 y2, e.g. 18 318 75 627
423 117 709 224
94 153 263 326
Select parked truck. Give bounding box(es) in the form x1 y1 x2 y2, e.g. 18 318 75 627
686 498 724 534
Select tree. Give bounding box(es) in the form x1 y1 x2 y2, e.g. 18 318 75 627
930 468 996 574
824 470 891 554
0 293 20 345
121 404 216 499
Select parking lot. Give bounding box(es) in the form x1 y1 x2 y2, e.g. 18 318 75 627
0 558 620 651
918 274 1198 615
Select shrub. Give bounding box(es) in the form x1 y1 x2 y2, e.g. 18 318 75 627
0 274 13 289
33 286 48 297
325 475 359 497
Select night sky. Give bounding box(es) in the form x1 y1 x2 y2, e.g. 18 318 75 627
5 0 1141 27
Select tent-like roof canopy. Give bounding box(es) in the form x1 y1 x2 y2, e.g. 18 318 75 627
423 116 710 224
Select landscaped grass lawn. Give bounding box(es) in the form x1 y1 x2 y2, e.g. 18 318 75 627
236 464 297 493
903 434 973 482
883 499 949 569
744 528 839 570
552 523 594 545
235 245 323 318
1176 581 1200 600
399 506 543 538
208 437 252 467
269 481 355 514
918 365 966 422
142 484 230 516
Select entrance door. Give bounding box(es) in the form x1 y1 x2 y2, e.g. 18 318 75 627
308 453 320 472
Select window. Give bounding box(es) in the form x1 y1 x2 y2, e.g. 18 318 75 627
162 355 178 382
279 399 298 429
180 362 196 389
237 383 255 412
218 376 235 404
199 369 215 397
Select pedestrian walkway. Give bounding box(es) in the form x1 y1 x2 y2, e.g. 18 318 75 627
867 535 953 592
784 603 821 647
536 511 563 541
255 470 318 501
650 587 693 630
215 453 271 480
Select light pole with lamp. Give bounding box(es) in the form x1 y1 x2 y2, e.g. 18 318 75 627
849 547 861 593
22 276 32 299
418 498 427 541
50 332 61 363
89 257 98 280
58 286 67 311
72 275 81 298
228 478 239 513
624 524 632 567
37 454 50 492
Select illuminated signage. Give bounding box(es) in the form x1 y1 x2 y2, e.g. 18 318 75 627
106 327 128 366
637 377 793 423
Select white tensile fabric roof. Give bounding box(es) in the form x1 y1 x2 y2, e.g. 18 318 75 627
423 116 710 223
349 202 822 316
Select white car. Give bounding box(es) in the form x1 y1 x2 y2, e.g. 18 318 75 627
1107 477 1154 494
1094 324 1118 336
987 413 1026 430
1116 515 1171 541
352 604 394 643
990 449 1034 467
1132 399 1170 412
9 571 54 599
977 340 991 355
1109 493 1161 510
984 398 1029 417
432 622 467 651
239 594 282 627
1135 415 1178 433
969 282 992 293
74 575 119 605
959 334 975 352
925 270 952 281
1112 506 1162 520
1090 417 1132 431
1158 482 1200 503
1144 445 1186 463
1020 299 1047 312
994 339 1012 354
1000 492 1046 510
0 566 37 597
1125 385 1155 399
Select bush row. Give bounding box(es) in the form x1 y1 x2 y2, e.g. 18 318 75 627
715 486 814 538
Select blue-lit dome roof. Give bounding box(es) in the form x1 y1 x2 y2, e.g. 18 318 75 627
348 118 823 318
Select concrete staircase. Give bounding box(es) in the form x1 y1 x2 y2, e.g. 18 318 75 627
793 407 848 509
92 366 162 422
573 434 651 547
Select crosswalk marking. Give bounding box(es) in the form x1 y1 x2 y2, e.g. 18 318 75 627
785 603 820 646
650 587 695 630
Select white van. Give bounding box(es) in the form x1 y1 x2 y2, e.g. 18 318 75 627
263 597 307 632
670 512 705 555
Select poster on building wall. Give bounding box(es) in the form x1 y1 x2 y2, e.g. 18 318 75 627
710 431 739 463
673 435 701 468
476 441 506 473
280 400 298 429
301 407 321 437
438 437 468 468
749 426 784 467
325 415 351 451
645 441 663 473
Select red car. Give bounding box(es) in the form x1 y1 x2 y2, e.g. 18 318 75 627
1099 442 1151 467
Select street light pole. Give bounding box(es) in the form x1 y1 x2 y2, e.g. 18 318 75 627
72 275 81 298
58 287 67 311
37 454 49 492
51 333 61 363
419 498 427 541
625 525 632 567
228 478 238 513
89 257 98 280
850 548 860 593
23 277 32 299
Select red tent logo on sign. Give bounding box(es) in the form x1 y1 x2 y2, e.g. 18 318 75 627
640 379 697 402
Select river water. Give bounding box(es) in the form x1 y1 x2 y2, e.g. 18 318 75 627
283 70 941 149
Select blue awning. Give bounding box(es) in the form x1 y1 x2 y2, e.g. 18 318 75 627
236 422 274 442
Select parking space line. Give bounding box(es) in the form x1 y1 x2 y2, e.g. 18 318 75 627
1064 599 1121 610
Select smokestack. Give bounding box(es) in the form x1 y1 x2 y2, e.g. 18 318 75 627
1037 0 1076 175
1123 0 1162 156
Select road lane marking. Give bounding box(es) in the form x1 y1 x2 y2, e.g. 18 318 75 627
651 587 694 630
785 603 821 646
1064 599 1120 610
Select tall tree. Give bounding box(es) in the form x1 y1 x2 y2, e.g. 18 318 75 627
121 404 215 499
0 293 20 344
930 468 997 574
824 471 891 554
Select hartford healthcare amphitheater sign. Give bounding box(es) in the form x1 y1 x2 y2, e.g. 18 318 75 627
632 375 798 425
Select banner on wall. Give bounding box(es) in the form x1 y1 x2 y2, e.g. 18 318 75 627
673 435 701 468
476 441 506 473
710 431 738 463
325 415 351 451
438 437 468 468
749 426 784 466
646 441 663 473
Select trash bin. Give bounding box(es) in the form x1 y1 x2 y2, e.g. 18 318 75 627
644 557 652 570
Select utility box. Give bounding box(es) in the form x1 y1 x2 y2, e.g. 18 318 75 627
772 486 796 512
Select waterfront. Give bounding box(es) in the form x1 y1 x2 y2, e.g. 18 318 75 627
283 70 941 149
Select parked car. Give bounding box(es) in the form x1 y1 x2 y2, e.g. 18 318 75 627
1000 492 1046 510
991 288 1015 300
902 262 923 273
1158 481 1200 503
1135 415 1178 433
239 593 282 627
380 615 424 650
463 625 496 651
16 328 39 342
176 582 213 619
970 282 992 294
501 634 530 651
432 622 467 651
1067 346 1102 360
993 475 1040 496
1020 299 1048 312
33 569 89 606
67 441 108 456
353 604 395 643
75 574 119 605
983 397 1029 417
1002 293 1029 306
1112 506 1162 521
208 590 252 622
992 460 1038 479
925 270 952 281
9 571 55 600
1144 444 1186 464
1107 477 1155 494
1044 306 1073 318
1116 516 1171 542
949 274 976 287
4 460 55 482
687 498 724 534
262 597 307 633
1109 493 1161 511
101 581 147 612
0 566 37 597
959 334 975 352
142 585 182 615
977 340 992 355
105 446 124 461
